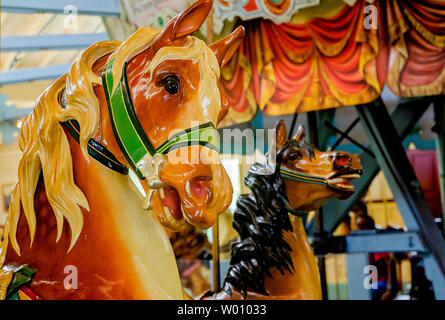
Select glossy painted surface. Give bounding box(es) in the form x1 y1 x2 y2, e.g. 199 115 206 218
5 135 184 299
1 0 244 299
91 1 245 231
212 120 362 300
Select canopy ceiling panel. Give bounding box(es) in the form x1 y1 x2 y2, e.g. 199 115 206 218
119 0 444 125
0 10 107 145
219 0 444 124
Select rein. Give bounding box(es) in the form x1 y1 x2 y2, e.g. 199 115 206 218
61 58 220 179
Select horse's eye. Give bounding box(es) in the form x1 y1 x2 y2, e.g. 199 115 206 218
163 75 179 95
288 151 302 161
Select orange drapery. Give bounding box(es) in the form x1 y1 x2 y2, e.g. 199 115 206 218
386 0 445 97
221 0 444 125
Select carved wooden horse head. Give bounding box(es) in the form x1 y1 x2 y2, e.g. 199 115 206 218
105 0 244 231
274 120 363 212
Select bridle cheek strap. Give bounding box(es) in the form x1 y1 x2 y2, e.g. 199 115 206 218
102 59 220 180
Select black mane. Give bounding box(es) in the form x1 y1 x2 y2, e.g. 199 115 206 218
222 161 294 298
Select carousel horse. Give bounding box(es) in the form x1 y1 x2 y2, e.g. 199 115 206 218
206 120 363 300
0 0 244 300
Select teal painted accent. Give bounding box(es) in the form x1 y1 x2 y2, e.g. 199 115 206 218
327 135 337 148
7 292 19 300
251 109 263 130
333 138 436 155
2 33 109 52
0 120 20 145
2 0 120 17
404 133 435 150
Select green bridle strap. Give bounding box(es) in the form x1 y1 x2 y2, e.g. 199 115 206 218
279 167 328 217
279 168 327 186
280 195 309 217
102 59 220 179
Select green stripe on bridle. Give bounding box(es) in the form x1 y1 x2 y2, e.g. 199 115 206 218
279 168 327 186
279 168 328 217
279 195 309 217
102 58 220 179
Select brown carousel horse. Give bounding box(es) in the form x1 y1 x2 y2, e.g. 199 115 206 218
0 0 244 300
206 120 363 300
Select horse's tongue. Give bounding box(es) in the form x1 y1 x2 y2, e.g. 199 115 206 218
161 188 183 220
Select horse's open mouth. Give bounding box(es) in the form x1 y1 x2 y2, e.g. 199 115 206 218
161 186 184 220
152 176 214 231
327 174 361 192
154 186 187 231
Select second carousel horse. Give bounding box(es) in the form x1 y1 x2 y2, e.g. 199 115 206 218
206 120 363 300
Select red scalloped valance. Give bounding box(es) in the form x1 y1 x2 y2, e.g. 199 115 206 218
221 0 445 124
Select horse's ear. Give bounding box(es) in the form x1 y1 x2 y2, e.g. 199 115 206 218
152 0 212 49
293 124 306 141
173 0 213 39
275 120 287 149
209 26 245 68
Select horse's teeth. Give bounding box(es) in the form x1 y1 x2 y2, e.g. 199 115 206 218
328 178 346 184
162 202 186 229
339 174 360 179
142 196 150 210
142 189 154 210
185 181 192 198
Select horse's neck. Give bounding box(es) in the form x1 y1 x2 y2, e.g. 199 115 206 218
68 139 184 299
262 215 322 300
6 137 183 299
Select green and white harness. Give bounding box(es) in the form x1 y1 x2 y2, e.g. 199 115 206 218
63 58 220 182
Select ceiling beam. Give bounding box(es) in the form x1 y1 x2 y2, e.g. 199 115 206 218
1 33 109 52
0 64 70 85
1 0 120 17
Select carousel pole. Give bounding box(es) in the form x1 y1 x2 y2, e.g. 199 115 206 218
307 110 329 300
206 5 221 292
432 96 445 236
288 112 299 139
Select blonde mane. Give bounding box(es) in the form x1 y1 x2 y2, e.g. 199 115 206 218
0 26 224 266
0 27 204 266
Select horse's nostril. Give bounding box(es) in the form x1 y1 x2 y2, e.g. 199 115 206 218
335 155 350 167
186 176 212 202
